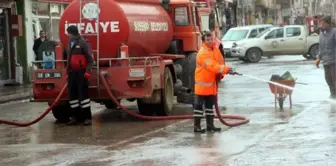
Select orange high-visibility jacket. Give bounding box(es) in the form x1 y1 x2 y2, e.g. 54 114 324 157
214 41 226 79
195 44 230 95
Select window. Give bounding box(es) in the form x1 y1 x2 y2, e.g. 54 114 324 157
258 28 265 33
31 2 68 41
200 15 209 32
265 28 284 39
175 7 189 26
222 29 249 41
248 29 258 38
192 7 198 26
276 28 284 38
286 27 301 37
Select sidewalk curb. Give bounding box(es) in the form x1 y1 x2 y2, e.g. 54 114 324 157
0 92 32 104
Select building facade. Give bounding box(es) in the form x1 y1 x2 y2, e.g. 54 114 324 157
24 0 70 76
0 0 24 86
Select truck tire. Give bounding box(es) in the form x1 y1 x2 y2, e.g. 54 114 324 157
246 48 262 63
156 67 174 116
181 52 197 91
177 52 196 105
50 103 71 122
104 100 120 109
136 100 155 116
136 67 174 116
308 44 319 60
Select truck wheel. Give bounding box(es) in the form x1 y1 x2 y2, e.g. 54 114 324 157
156 67 174 116
136 100 155 116
246 48 262 63
181 52 197 91
104 100 120 109
308 44 319 60
50 103 71 122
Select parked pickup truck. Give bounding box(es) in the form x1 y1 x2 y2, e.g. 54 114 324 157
221 24 273 57
230 25 319 63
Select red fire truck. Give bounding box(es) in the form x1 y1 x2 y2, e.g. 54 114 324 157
32 0 225 122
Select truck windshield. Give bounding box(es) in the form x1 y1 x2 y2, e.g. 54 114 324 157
222 29 249 41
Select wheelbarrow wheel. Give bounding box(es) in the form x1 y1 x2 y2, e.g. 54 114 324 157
278 93 284 109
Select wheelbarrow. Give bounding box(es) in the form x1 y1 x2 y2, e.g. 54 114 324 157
268 75 296 109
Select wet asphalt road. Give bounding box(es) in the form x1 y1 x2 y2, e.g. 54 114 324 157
0 56 335 166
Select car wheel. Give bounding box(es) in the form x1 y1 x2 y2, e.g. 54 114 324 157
239 57 249 62
309 44 319 60
246 48 262 63
302 54 310 60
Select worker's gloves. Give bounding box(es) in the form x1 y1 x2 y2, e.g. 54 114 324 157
84 72 91 79
223 66 232 75
315 59 320 68
216 74 224 82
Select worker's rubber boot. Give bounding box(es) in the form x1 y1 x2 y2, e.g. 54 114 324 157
206 115 221 132
194 117 205 133
67 117 78 126
67 106 81 125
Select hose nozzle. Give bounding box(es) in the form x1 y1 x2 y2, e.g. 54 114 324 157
229 68 242 76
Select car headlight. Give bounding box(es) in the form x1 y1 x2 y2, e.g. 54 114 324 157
236 42 246 47
232 42 237 48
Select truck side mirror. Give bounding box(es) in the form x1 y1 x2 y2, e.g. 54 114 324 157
161 0 170 10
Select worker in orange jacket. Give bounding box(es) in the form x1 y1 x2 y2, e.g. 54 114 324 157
193 31 232 133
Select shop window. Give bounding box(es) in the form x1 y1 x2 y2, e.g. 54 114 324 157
31 2 68 41
51 19 60 41
32 2 49 17
50 4 61 17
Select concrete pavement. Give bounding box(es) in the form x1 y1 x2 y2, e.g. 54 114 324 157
0 84 32 104
0 55 335 166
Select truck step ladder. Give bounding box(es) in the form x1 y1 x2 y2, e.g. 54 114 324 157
79 0 100 95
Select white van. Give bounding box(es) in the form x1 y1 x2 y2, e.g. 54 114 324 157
221 24 273 57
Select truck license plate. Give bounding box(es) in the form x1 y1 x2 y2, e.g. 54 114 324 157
129 68 145 77
36 72 62 79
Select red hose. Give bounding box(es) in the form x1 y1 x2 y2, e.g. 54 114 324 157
0 73 249 128
99 73 249 127
0 83 68 127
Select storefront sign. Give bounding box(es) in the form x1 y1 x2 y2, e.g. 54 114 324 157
11 15 23 37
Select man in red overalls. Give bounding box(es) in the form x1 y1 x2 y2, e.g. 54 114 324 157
66 25 93 126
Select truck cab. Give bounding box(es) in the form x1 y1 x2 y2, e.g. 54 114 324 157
167 0 224 53
167 0 225 104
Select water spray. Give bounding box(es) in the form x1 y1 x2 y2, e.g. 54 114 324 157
230 69 336 105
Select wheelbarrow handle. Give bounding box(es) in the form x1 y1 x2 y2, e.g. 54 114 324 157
295 82 308 85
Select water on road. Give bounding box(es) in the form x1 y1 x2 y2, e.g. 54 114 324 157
0 56 335 166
